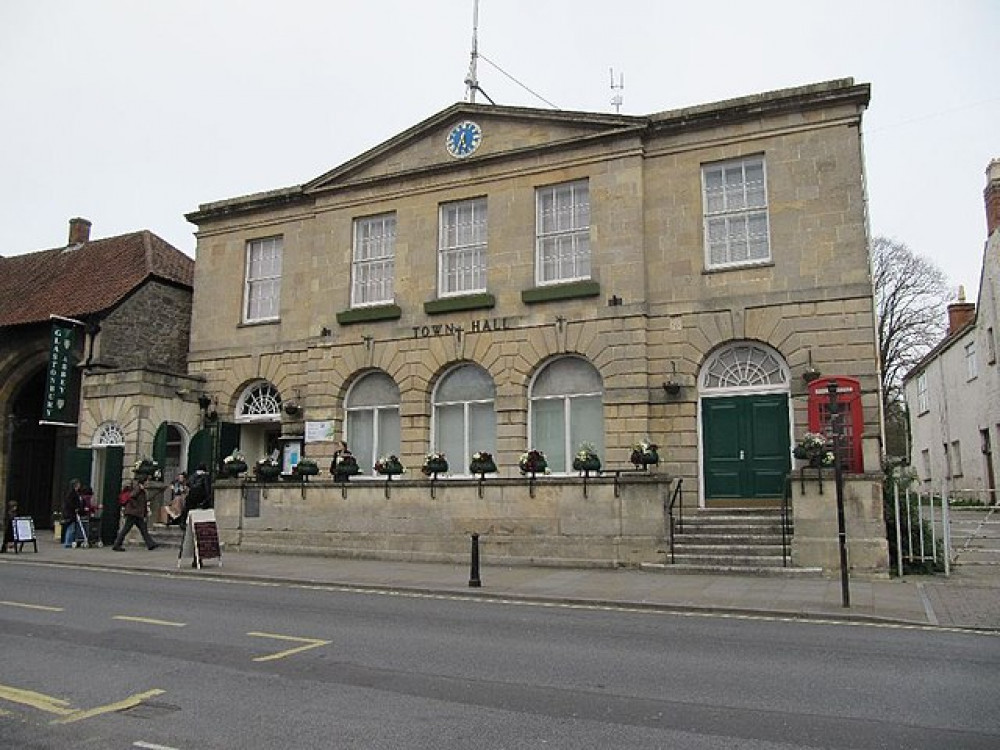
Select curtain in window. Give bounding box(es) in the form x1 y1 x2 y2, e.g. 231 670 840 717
346 372 401 474
433 364 496 472
530 358 604 473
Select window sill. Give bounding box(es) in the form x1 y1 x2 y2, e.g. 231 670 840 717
521 280 600 305
702 260 774 275
424 293 496 315
336 304 403 325
239 318 280 328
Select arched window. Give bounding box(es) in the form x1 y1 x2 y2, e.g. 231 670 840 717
345 372 400 475
529 357 603 473
92 422 125 447
432 364 496 474
700 342 788 393
236 381 282 422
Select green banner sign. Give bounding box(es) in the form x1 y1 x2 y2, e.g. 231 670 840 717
43 320 78 425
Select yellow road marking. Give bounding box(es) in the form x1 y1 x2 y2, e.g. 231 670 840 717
52 689 165 725
0 600 64 612
247 632 331 662
0 683 165 724
113 615 186 627
0 685 75 716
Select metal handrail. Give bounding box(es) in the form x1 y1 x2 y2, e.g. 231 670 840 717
666 478 684 563
781 475 791 566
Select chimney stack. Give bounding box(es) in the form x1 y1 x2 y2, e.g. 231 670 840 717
947 285 976 335
68 217 91 245
986 159 1000 238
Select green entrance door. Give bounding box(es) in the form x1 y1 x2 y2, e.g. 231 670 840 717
702 394 790 501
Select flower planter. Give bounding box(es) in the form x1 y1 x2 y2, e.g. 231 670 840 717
421 460 449 476
254 464 281 481
374 456 405 477
572 457 601 472
294 461 319 476
630 450 659 467
223 460 248 478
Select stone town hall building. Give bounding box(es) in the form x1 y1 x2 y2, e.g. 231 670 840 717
182 78 887 573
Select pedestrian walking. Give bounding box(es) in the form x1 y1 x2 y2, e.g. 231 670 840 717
111 477 158 551
62 479 84 548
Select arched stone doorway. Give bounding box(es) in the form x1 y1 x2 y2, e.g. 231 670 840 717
698 341 792 507
4 367 61 529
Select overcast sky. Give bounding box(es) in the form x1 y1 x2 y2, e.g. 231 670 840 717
1 1 997 299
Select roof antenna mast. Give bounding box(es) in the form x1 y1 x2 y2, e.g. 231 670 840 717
610 68 624 113
464 0 480 103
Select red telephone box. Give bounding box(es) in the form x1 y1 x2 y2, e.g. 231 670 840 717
807 377 864 473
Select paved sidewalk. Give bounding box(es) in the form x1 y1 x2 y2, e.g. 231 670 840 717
4 535 998 632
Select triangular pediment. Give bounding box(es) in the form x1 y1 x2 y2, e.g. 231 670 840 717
303 103 645 194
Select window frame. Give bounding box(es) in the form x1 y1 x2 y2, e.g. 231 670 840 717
965 340 978 380
916 373 929 414
701 156 771 270
351 212 397 308
438 197 488 297
244 236 283 323
535 179 591 286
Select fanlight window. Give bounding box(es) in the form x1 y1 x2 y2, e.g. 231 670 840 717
701 343 788 391
93 421 125 446
237 382 282 422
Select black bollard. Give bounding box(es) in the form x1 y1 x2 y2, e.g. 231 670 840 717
468 532 482 587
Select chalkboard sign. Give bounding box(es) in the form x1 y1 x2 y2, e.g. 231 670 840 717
178 509 222 569
12 516 37 553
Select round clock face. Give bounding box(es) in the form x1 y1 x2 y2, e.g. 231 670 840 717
445 120 482 158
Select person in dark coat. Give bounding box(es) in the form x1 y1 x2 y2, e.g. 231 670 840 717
62 479 84 548
185 464 213 513
111 477 158 551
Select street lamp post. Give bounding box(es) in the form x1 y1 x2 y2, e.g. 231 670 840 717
828 380 851 608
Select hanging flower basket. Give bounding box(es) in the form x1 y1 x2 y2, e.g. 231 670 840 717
374 455 405 476
519 449 549 475
330 452 361 480
421 452 449 477
571 442 602 473
222 449 248 478
793 432 835 467
294 458 319 477
254 458 281 481
630 439 659 467
469 451 497 475
132 457 162 481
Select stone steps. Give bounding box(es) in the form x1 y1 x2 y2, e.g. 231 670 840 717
667 508 819 577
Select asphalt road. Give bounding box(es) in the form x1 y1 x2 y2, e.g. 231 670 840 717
1 562 998 749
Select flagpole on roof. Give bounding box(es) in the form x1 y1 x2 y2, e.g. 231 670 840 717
464 0 480 103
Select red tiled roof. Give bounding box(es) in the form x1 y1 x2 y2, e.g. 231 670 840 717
0 231 193 327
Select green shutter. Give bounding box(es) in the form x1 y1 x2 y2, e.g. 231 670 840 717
100 447 124 546
218 422 241 472
63 447 93 488
187 429 215 475
152 422 168 467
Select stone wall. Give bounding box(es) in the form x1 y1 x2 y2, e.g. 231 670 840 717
790 469 890 578
213 474 672 568
96 280 192 372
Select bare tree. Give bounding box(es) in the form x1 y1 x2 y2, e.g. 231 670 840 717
872 235 951 409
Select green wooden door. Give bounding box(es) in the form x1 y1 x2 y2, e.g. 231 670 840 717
99 446 124 546
703 394 790 500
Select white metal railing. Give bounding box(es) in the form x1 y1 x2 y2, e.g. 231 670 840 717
893 483 953 577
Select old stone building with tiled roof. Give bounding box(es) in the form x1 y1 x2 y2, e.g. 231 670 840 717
0 219 198 544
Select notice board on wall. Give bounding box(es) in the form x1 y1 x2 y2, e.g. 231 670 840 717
179 509 222 569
